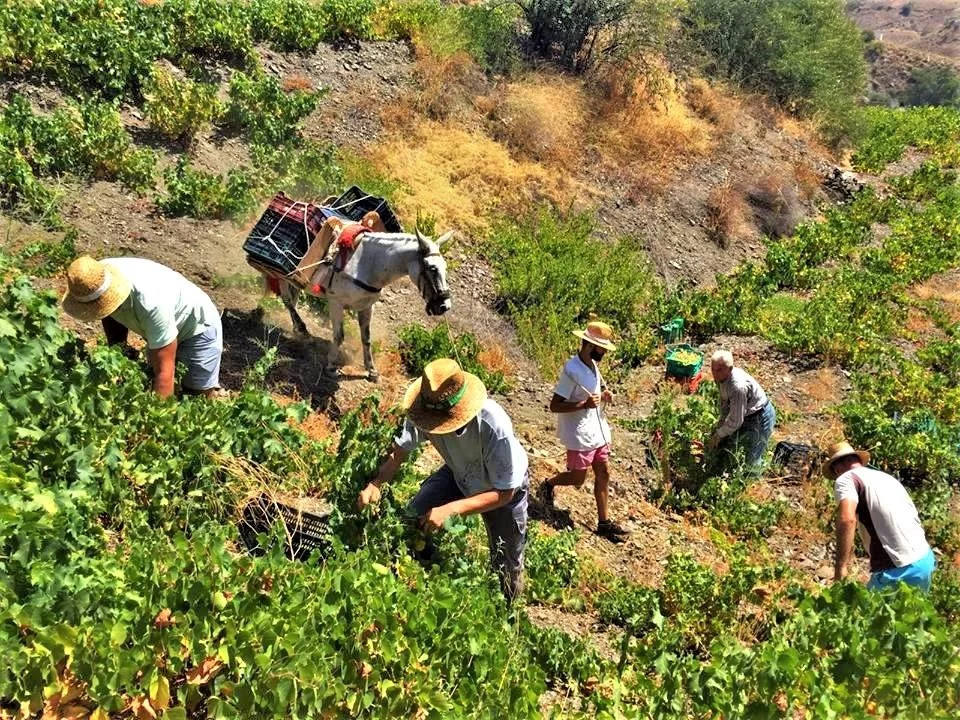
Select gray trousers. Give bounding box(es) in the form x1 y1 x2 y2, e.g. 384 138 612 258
408 466 528 600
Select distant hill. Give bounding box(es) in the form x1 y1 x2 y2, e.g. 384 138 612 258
848 0 960 59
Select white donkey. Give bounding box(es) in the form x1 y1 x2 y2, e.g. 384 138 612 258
271 228 453 381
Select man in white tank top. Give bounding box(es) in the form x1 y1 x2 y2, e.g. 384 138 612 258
823 442 935 591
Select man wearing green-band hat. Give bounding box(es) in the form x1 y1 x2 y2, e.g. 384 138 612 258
358 358 529 600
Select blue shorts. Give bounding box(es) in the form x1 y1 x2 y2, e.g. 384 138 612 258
868 548 936 592
177 316 223 392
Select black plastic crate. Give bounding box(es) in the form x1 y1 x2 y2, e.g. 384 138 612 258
239 492 331 562
772 441 820 482
330 185 403 233
243 193 326 276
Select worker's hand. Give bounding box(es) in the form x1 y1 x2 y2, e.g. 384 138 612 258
584 393 601 409
421 505 456 534
357 483 382 509
601 389 614 405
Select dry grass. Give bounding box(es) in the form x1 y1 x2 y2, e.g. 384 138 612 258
911 269 960 322
477 343 514 379
794 367 843 405
590 74 714 196
705 183 750 249
367 119 582 231
685 78 738 134
792 161 823 203
483 75 588 168
294 411 338 443
282 74 314 93
409 49 484 122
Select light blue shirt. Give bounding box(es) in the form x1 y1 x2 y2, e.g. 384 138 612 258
106 257 220 349
395 399 528 496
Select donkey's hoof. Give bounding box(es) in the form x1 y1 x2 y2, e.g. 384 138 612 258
367 370 380 383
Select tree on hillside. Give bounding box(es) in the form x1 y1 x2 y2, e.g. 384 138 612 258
685 0 867 144
902 66 960 108
515 0 680 74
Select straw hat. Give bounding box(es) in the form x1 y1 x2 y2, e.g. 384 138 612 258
821 441 871 480
61 256 132 322
403 358 487 434
573 321 616 351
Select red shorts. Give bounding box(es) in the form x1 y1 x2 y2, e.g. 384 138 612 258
566 444 611 471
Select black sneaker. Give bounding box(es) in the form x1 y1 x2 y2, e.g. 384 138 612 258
596 520 629 542
538 481 555 506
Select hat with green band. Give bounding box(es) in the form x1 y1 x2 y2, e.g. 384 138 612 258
403 358 488 434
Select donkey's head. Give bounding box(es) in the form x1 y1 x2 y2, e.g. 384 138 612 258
408 228 453 316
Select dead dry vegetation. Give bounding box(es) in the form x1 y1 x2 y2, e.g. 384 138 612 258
357 39 831 261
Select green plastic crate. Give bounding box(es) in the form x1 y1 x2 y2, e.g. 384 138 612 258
659 317 685 343
665 344 703 378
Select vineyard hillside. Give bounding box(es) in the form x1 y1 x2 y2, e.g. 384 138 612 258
2 2 960 719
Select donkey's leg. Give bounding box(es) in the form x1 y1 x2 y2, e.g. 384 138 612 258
358 306 378 382
280 281 309 337
324 302 345 375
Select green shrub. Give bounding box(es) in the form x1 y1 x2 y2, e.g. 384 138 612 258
0 94 155 224
687 0 867 144
252 141 346 201
595 580 662 634
143 65 222 141
156 158 258 220
853 106 960 171
251 0 328 50
318 0 381 40
516 0 632 72
485 209 663 375
902 66 960 108
525 525 579 602
396 322 511 394
225 70 321 147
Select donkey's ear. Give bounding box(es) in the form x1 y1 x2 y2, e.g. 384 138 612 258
415 227 431 253
436 230 455 249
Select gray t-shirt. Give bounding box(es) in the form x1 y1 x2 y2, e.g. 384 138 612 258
106 257 220 349
395 399 529 496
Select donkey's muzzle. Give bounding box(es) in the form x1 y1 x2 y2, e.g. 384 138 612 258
427 297 452 316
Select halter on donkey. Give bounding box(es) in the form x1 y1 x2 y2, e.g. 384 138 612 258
274 226 453 381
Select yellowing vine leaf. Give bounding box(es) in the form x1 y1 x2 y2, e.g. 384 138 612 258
129 695 158 720
149 675 170 711
153 609 175 629
185 657 223 686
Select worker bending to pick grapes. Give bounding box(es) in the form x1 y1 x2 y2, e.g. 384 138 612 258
824 441 935 591
540 321 628 543
706 349 776 474
358 358 529 600
61 256 223 398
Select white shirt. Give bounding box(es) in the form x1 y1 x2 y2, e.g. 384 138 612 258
395 399 528 497
716 367 768 439
553 355 611 452
106 258 220 350
835 466 929 570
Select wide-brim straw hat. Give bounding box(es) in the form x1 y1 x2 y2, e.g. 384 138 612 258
403 358 487 435
821 441 871 480
573 321 616 351
61 256 132 322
